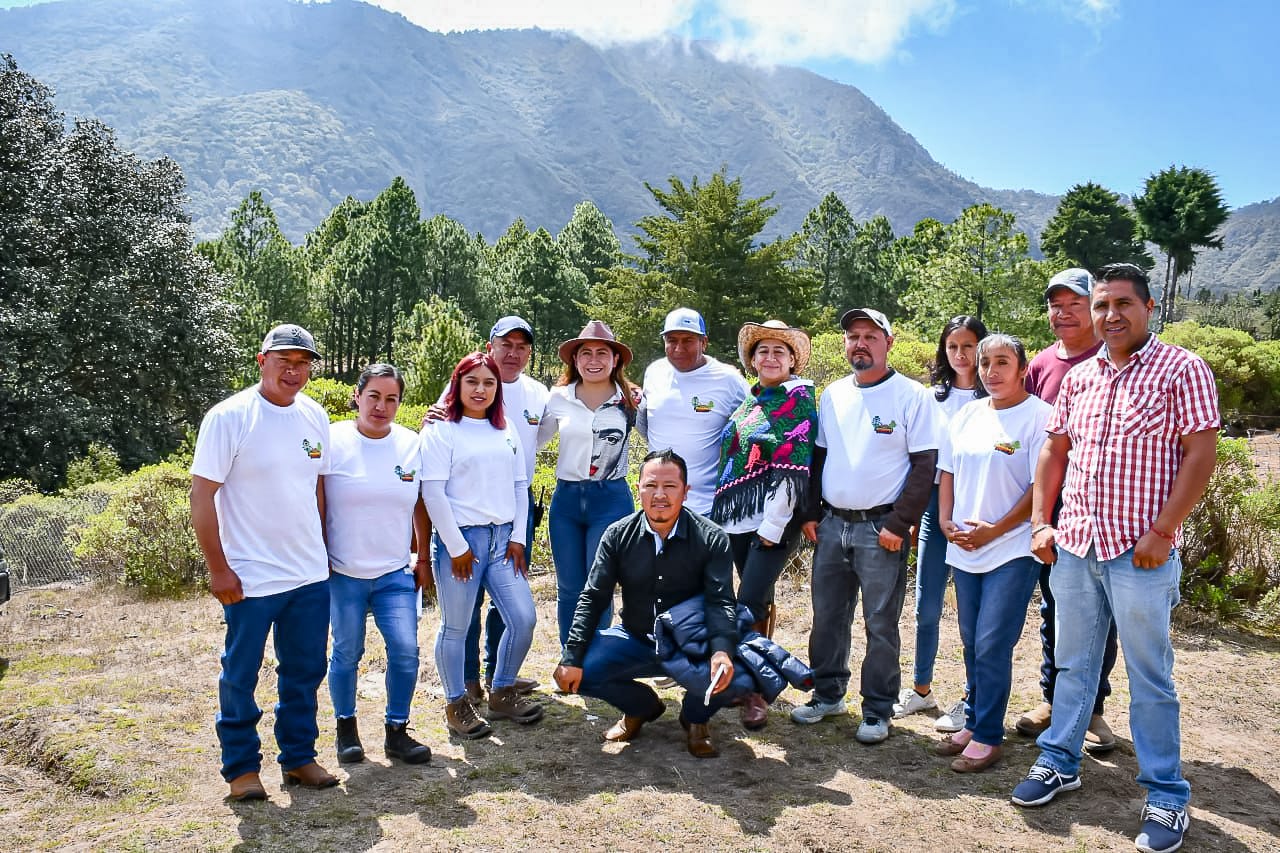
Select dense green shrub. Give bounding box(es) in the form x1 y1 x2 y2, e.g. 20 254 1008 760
808 329 933 393
301 377 356 419
0 487 112 585
0 477 38 505
64 442 124 491
1160 322 1280 418
74 463 204 597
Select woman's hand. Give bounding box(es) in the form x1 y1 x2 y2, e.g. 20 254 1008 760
450 549 477 581
506 541 527 577
756 534 776 548
952 519 999 551
940 520 963 542
413 556 434 596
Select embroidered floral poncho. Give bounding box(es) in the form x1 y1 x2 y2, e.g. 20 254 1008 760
710 379 817 541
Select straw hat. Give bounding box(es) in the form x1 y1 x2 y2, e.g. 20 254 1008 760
557 320 633 367
737 320 810 375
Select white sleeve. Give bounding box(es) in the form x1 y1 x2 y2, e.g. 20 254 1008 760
536 402 559 449
756 482 797 543
421 480 468 558
634 392 649 442
906 382 941 453
511 485 529 546
190 406 236 483
938 416 956 474
815 389 830 449
1026 404 1052 483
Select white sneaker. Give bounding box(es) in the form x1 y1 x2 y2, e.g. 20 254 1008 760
893 687 937 718
935 697 967 732
652 677 677 689
855 716 890 744
789 697 848 725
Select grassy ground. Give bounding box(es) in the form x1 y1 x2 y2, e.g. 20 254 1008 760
2 570 1279 852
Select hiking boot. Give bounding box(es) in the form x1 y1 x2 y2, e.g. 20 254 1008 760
789 696 847 725
384 722 432 764
935 697 968 732
335 716 364 764
445 697 492 740
1011 764 1081 807
463 680 485 705
1134 804 1190 853
487 685 544 724
485 675 540 695
1083 714 1116 754
893 687 937 718
855 716 890 744
1016 701 1053 737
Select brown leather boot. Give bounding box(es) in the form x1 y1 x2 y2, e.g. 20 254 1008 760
681 717 719 758
603 715 649 742
487 685 544 724
740 692 769 730
227 771 268 801
485 675 541 695
1016 702 1052 737
445 697 492 739
463 680 485 705
283 761 339 789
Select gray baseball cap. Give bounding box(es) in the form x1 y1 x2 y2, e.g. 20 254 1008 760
839 308 893 337
260 324 320 358
1044 268 1094 301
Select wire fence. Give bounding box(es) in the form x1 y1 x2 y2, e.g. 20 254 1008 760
0 489 108 590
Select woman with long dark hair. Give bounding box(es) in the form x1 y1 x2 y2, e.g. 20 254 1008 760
420 352 542 739
537 320 639 646
895 315 988 731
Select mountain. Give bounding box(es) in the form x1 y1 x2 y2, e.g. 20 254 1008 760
1184 198 1280 295
4 0 1276 293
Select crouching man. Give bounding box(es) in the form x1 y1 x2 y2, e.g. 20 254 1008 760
553 450 736 757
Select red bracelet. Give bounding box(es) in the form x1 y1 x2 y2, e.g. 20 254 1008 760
1150 527 1175 542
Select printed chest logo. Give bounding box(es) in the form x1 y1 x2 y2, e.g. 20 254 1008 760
691 396 715 413
507 438 517 455
523 409 541 425
994 439 1022 456
871 416 896 435
394 465 416 482
301 439 323 459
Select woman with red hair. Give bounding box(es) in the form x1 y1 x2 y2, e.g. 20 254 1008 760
420 352 543 739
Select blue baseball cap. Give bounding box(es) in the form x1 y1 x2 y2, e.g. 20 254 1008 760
1044 268 1094 301
661 307 706 337
490 316 534 344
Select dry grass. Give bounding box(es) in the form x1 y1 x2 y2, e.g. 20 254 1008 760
2 576 1279 852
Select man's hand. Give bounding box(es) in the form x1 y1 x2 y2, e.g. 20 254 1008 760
801 520 818 544
878 526 904 552
553 664 582 694
209 566 245 605
506 541 527 577
1133 530 1173 570
1031 525 1057 565
420 404 447 428
451 549 477 581
709 650 734 695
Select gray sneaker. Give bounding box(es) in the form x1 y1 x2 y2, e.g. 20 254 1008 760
855 716 890 744
790 697 848 725
935 697 967 733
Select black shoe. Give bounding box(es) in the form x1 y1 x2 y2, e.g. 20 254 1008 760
335 716 365 764
385 722 432 764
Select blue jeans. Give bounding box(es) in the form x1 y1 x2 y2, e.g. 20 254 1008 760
549 478 632 646
578 626 731 725
217 578 330 781
464 496 536 682
808 512 909 721
953 556 1040 745
1035 546 1189 810
912 486 952 687
328 568 420 724
433 523 536 702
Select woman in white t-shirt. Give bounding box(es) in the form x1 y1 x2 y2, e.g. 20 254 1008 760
323 364 432 766
421 352 542 740
934 334 1051 773
537 320 640 647
896 315 988 730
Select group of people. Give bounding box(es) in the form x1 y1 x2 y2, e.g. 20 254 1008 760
191 260 1217 853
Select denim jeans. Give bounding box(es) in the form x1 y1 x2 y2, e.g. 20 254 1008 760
578 626 732 725
217 578 330 781
433 523 537 702
464 495 537 682
1035 546 1190 810
808 512 909 721
549 478 632 646
912 486 952 687
953 556 1040 745
1038 563 1118 714
728 529 798 625
328 568 420 724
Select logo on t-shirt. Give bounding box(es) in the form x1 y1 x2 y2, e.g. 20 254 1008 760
994 439 1022 455
507 437 517 455
871 416 896 435
301 439 323 459
691 396 715 413
523 409 541 425
394 465 416 482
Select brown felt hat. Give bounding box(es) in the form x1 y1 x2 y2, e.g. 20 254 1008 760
738 320 811 375
557 320 633 367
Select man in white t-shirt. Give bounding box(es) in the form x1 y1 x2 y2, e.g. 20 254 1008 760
791 308 940 745
190 324 339 801
637 308 750 515
462 317 548 701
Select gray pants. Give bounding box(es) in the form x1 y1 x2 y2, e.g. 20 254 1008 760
808 512 909 721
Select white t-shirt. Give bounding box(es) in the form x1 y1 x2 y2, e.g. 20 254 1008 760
189 385 330 597
816 371 940 511
931 386 979 484
638 356 750 514
939 395 1053 573
502 373 550 483
323 421 421 580
420 417 528 555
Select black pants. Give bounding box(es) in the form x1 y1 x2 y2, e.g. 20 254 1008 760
728 527 799 625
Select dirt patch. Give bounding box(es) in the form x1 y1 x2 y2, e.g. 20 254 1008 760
1249 431 1280 482
2 577 1279 851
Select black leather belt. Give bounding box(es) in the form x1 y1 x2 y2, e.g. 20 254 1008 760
826 503 894 523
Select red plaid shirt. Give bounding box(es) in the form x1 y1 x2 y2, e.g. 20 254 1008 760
1050 335 1219 561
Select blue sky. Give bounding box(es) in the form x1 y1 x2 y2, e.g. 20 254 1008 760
6 0 1277 208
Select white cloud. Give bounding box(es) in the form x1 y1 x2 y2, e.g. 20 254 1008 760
356 0 954 64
